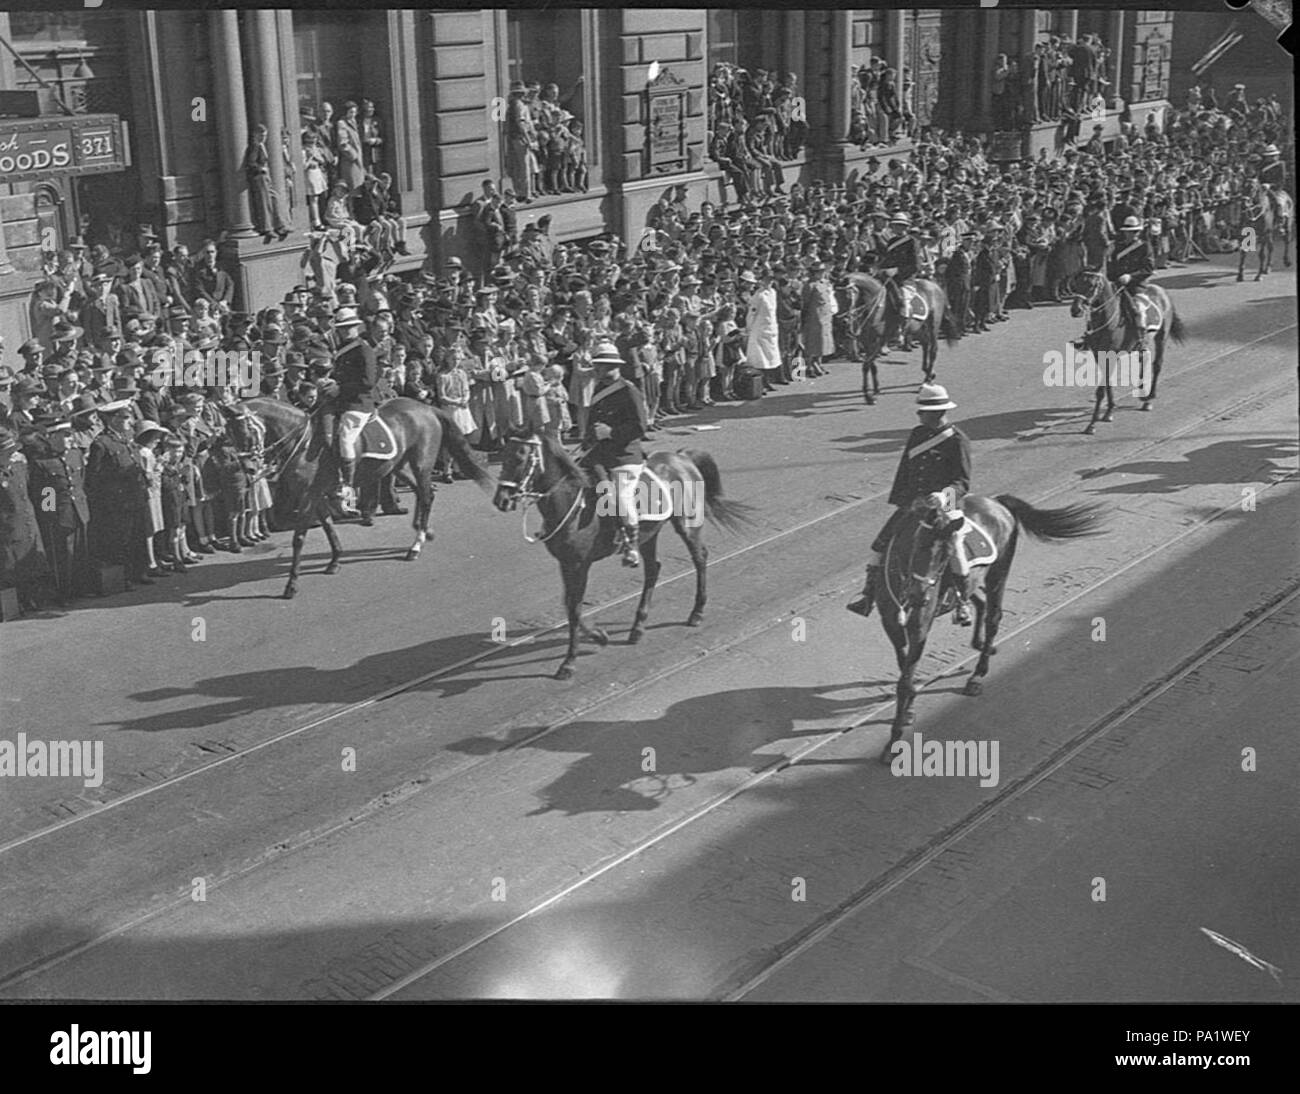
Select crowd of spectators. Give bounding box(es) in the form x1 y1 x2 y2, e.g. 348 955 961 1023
0 77 1289 613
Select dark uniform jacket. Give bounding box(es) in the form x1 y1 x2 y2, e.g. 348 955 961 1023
1107 237 1154 287
584 375 647 469
945 247 972 291
879 235 921 281
27 444 90 530
332 338 380 412
888 423 972 508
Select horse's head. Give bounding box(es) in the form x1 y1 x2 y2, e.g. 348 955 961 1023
1069 270 1104 318
493 432 545 512
900 500 955 612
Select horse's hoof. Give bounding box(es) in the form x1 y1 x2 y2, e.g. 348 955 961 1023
963 679 984 697
865 397 876 406
592 628 610 647
1101 411 1114 423
686 612 704 627
988 644 998 656
554 664 575 681
878 747 895 767
324 563 340 575
423 531 434 542
1141 401 1153 412
627 630 642 645
283 587 297 600
1083 424 1096 435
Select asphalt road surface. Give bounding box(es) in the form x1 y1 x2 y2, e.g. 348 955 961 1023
2 253 1296 1001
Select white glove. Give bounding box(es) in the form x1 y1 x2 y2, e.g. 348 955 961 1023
1118 273 1131 285
593 423 613 440
927 491 946 509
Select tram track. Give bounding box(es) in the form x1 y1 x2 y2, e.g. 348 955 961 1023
719 578 1300 1001
0 323 1294 995
2 324 1291 864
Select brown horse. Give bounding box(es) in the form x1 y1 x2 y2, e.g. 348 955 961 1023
872 494 1107 763
1069 271 1186 434
492 433 754 680
229 397 488 598
845 273 959 400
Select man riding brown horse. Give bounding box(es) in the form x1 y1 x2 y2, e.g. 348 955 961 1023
847 382 975 625
1106 215 1155 359
877 211 922 349
315 306 377 517
582 341 650 568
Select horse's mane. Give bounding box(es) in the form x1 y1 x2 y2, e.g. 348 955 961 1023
537 432 591 488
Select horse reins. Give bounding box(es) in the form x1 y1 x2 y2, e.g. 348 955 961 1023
501 437 591 544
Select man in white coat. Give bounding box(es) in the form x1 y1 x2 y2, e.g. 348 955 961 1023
743 269 782 392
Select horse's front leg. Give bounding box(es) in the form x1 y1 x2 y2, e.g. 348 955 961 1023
284 527 307 598
880 643 920 765
1084 384 1105 434
321 515 342 574
1237 247 1246 281
676 520 709 626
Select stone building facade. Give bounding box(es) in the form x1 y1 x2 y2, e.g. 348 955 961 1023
0 7 1177 347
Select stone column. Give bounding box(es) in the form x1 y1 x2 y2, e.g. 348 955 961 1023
208 10 256 238
978 10 1003 132
829 10 853 144
246 10 288 212
1107 10 1126 109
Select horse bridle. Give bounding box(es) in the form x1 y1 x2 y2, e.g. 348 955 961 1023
498 436 587 544
1072 270 1121 338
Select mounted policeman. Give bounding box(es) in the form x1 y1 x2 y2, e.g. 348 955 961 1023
847 382 975 625
315 306 378 517
582 340 650 568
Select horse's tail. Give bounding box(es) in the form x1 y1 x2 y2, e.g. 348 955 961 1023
1169 308 1187 345
996 495 1107 542
681 449 758 533
437 411 493 493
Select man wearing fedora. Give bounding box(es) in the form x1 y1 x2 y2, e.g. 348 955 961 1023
848 382 974 625
318 307 377 516
583 341 649 568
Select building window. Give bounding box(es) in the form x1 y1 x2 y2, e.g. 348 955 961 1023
708 10 738 70
498 9 596 183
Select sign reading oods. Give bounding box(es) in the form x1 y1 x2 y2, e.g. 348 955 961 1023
0 114 126 184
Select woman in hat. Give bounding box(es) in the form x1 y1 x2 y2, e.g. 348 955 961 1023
134 421 172 576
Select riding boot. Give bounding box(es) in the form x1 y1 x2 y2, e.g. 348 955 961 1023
620 521 641 568
335 457 360 517
846 565 881 618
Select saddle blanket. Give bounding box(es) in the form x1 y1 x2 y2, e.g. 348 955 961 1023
631 464 678 523
902 284 930 322
360 413 399 461
1134 291 1162 331
956 516 997 569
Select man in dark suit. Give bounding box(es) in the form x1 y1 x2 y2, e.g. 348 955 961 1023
946 231 975 335
189 241 235 311
86 398 152 587
25 414 91 602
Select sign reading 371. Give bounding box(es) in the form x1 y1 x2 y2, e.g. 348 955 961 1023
0 113 126 183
